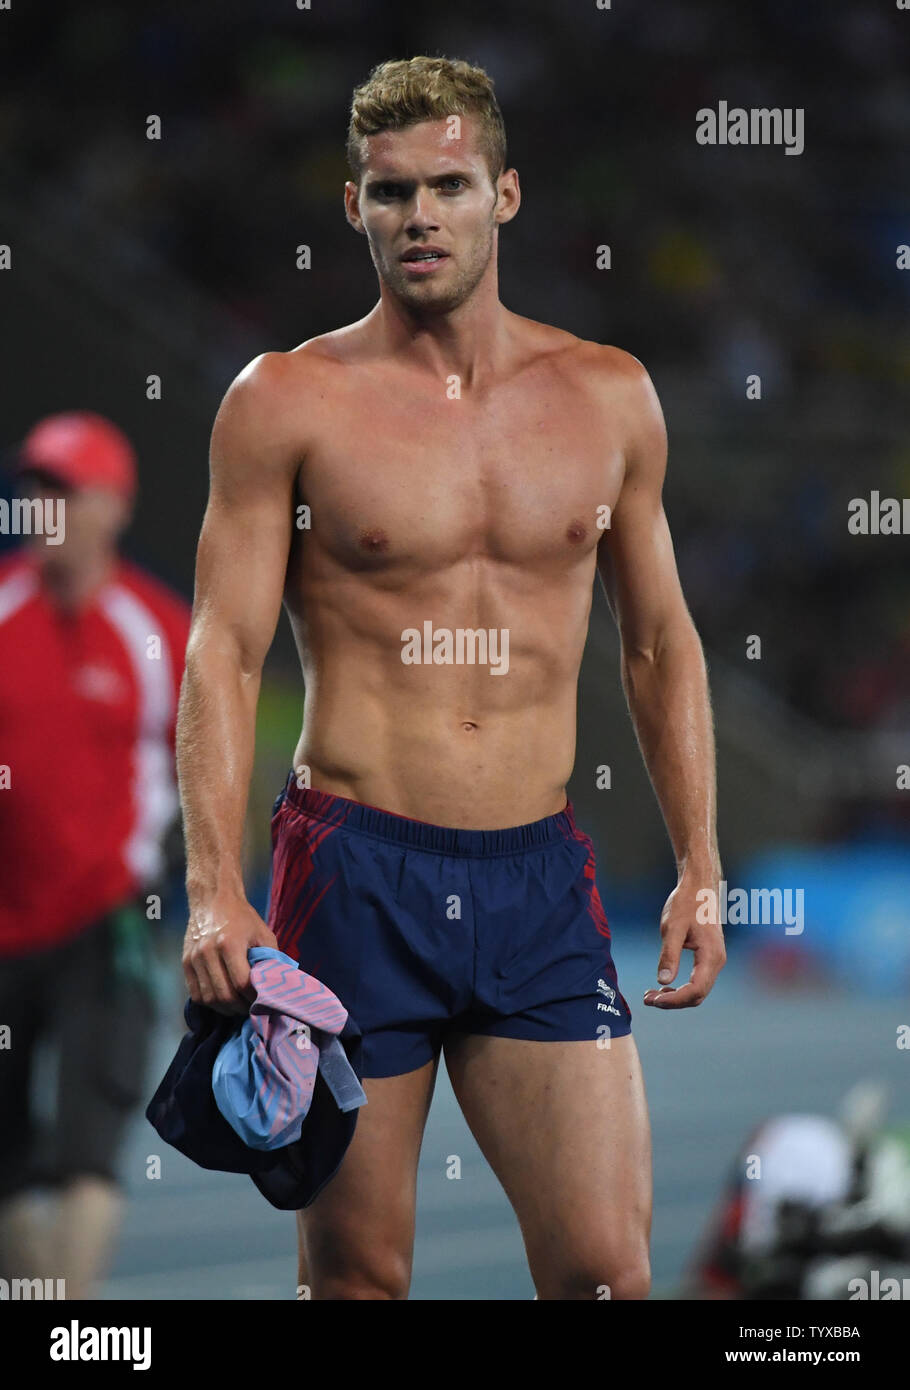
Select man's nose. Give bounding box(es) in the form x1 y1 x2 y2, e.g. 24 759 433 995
404 188 440 230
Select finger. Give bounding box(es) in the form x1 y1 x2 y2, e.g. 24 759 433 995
196 947 244 1012
254 921 279 950
650 954 720 1009
187 950 221 1007
643 985 676 1006
650 982 704 1008
182 954 204 1003
207 945 250 1011
220 940 254 1001
184 944 244 1015
688 948 724 996
656 932 685 984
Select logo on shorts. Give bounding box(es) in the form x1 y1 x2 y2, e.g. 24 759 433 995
596 978 621 1017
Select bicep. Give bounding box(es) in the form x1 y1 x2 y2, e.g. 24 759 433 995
596 365 690 657
189 356 299 675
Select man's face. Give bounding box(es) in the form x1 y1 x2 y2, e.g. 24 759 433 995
345 114 519 315
23 473 129 570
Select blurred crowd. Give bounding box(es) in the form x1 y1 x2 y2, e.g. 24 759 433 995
1 0 907 738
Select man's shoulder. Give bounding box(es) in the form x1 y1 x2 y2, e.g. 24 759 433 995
565 339 664 443
516 318 652 392
286 320 372 365
222 342 331 401
221 327 368 420
557 333 650 390
582 341 651 385
523 326 665 473
232 324 655 407
210 339 356 473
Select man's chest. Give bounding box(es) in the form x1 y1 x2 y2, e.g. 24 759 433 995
299 378 625 573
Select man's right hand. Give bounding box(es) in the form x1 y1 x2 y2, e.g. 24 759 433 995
182 895 279 1016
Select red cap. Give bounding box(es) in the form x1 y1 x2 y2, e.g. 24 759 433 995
17 411 138 498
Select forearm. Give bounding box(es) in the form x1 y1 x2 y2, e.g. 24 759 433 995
176 635 261 910
620 621 721 877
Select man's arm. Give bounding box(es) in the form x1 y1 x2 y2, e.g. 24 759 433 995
178 352 300 1013
596 354 725 1009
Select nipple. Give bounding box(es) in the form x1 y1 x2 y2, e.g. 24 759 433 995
358 528 390 554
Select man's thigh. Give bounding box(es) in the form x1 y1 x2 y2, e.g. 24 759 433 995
297 1055 439 1300
442 1030 652 1300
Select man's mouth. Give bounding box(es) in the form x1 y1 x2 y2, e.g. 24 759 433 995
401 247 448 261
400 247 449 274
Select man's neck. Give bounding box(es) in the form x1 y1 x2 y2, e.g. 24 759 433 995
38 550 118 615
372 272 513 388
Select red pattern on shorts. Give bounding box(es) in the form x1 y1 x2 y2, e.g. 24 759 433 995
268 800 346 958
575 831 611 939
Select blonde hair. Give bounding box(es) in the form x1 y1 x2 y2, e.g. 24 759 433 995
346 56 507 187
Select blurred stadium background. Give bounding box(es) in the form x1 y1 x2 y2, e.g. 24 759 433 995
1 0 908 1298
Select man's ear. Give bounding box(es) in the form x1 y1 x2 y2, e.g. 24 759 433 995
493 167 520 226
344 181 366 234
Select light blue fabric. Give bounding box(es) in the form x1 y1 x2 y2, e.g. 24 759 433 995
212 947 366 1151
318 1035 367 1113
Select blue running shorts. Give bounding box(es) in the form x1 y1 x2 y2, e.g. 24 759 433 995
266 775 632 1078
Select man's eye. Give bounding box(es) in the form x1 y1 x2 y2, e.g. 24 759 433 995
441 179 464 191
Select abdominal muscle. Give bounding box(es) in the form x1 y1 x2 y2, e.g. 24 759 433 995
289 633 581 830
285 541 595 828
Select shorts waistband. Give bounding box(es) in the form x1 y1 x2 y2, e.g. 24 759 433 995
278 772 581 857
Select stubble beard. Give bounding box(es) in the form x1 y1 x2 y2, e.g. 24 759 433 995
374 215 496 318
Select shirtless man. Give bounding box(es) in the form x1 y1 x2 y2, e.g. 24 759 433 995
179 55 725 1301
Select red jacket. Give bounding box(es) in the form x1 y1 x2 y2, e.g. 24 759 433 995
0 550 191 956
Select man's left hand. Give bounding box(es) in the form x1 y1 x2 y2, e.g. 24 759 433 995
644 866 726 1009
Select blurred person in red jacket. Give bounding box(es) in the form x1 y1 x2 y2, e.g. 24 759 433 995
0 411 190 1298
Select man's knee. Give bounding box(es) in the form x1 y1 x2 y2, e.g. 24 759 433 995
310 1250 411 1301
537 1247 651 1301
601 1258 651 1301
